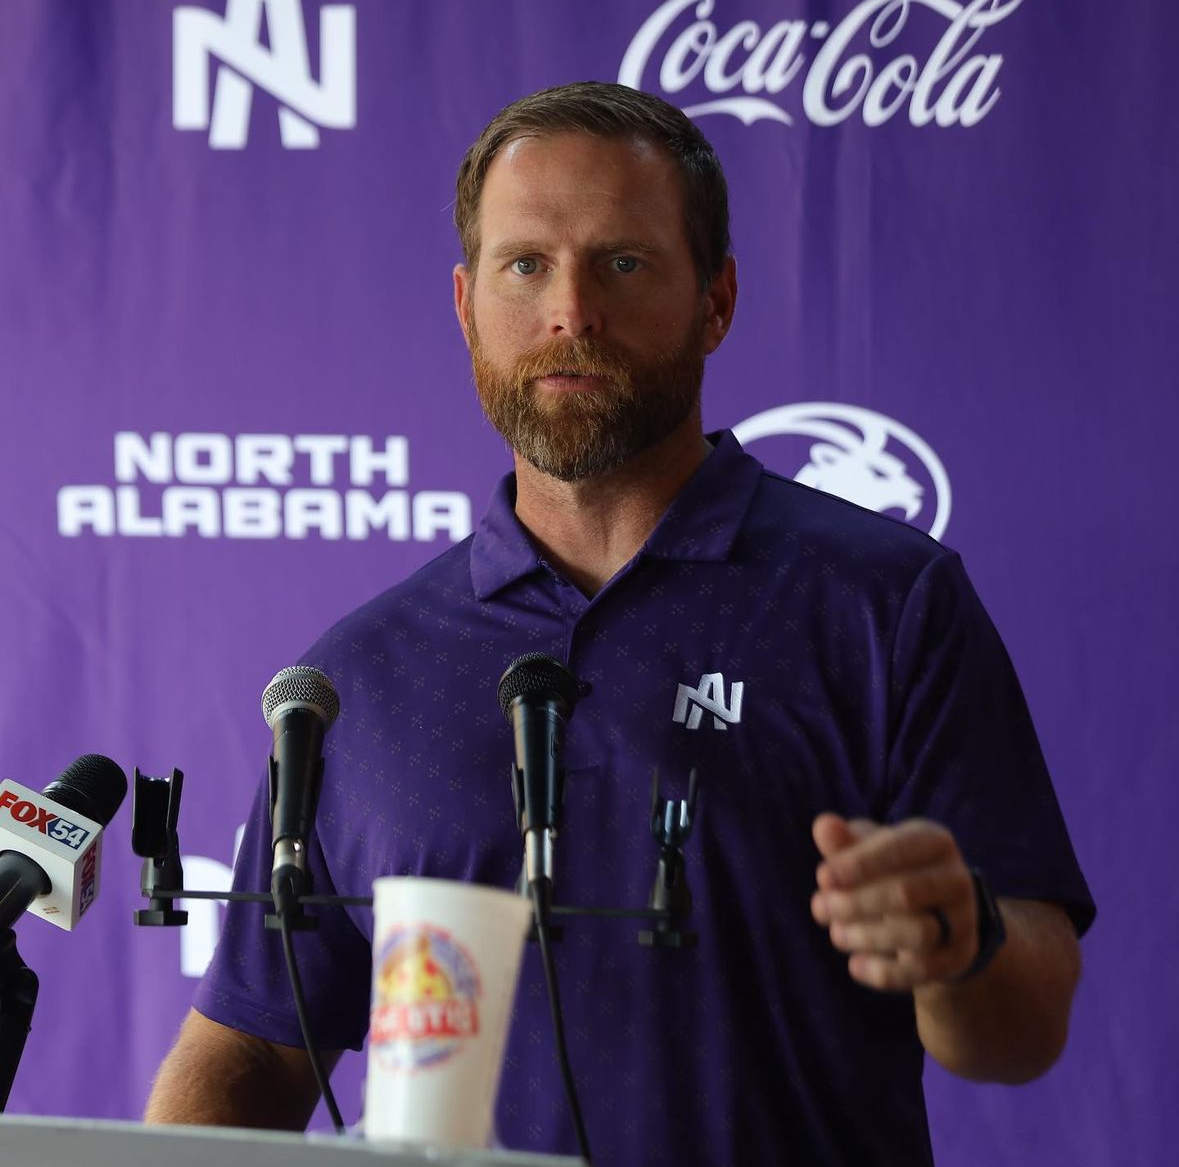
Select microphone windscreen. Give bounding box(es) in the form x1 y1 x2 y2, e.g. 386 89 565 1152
497 653 579 721
262 665 340 729
43 754 128 827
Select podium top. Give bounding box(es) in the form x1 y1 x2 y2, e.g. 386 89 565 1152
0 1115 585 1167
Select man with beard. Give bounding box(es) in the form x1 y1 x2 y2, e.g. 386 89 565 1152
146 83 1093 1166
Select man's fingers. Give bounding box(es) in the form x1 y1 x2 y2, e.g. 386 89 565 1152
812 813 852 860
826 907 970 956
846 948 968 992
819 819 956 888
814 860 970 922
812 814 880 889
811 816 981 989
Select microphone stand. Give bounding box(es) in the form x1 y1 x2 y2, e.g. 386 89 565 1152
0 928 38 1111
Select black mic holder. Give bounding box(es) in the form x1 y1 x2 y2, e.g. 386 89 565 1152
131 767 189 927
127 765 326 931
135 767 701 948
516 764 700 947
638 767 698 948
265 897 318 932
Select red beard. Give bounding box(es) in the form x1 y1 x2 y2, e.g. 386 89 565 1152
469 317 707 482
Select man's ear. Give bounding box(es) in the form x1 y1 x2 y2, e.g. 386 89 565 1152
453 264 473 348
702 255 737 356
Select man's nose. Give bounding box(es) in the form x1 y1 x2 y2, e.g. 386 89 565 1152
547 265 603 337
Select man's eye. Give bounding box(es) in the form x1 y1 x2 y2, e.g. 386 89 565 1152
511 258 538 275
612 256 639 273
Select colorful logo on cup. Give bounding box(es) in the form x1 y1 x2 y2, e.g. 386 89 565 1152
370 924 482 1071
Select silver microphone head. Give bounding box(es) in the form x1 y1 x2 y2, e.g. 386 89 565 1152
262 665 340 730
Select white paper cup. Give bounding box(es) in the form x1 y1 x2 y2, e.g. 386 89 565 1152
363 877 532 1149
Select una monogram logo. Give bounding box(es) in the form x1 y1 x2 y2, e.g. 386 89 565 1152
673 672 744 730
173 0 357 149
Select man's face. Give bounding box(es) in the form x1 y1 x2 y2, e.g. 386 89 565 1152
454 132 734 482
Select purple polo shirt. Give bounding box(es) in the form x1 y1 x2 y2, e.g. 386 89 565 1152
196 431 1094 1166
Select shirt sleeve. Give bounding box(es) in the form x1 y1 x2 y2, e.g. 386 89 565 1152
192 771 373 1052
885 551 1096 936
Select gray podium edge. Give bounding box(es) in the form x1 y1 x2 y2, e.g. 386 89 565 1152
0 1115 585 1167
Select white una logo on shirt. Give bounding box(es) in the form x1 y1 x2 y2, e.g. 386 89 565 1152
673 673 745 729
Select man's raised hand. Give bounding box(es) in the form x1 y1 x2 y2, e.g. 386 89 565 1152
810 813 979 990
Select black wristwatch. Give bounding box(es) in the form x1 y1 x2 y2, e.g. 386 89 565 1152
956 868 1006 981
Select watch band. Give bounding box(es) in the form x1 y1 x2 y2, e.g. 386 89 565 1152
954 867 1007 981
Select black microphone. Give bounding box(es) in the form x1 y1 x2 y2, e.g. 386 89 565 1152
262 665 340 915
497 653 579 899
0 755 127 932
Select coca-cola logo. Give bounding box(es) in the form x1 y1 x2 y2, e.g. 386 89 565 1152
618 0 1023 128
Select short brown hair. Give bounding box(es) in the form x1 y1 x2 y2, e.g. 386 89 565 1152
454 81 731 287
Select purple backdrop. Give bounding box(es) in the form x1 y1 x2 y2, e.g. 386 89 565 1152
0 1 1175 1162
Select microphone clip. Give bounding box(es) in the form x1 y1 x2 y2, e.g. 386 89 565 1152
638 767 699 948
131 768 189 928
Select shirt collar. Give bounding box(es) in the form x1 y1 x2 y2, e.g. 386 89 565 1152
469 430 763 600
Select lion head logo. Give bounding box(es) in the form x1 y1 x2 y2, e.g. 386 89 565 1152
732 402 951 540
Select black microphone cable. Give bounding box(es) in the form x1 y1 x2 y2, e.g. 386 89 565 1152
277 904 345 1133
530 880 592 1165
